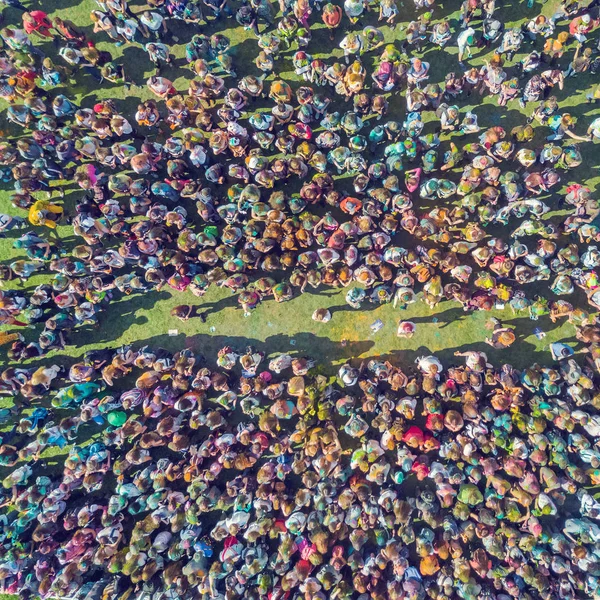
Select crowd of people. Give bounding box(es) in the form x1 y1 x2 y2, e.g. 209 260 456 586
1 0 600 597
1 0 600 353
2 336 600 600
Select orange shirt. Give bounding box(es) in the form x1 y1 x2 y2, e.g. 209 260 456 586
544 38 563 54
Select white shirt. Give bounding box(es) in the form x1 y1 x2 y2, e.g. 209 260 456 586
457 27 475 48
141 11 164 30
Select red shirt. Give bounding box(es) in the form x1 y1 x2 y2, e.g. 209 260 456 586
23 11 52 36
569 16 593 35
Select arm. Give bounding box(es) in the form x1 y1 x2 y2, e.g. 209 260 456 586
485 149 501 163
494 327 513 334
37 241 52 258
564 128 591 141
312 216 325 235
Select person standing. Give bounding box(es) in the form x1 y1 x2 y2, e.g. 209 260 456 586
457 27 475 66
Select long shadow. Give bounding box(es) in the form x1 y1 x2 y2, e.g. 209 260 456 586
198 293 240 316
503 311 571 341
372 333 556 375
407 305 470 328
329 301 384 315
13 289 172 354
129 331 376 371
306 287 341 297
75 290 170 343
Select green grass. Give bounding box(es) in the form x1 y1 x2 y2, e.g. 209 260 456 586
0 4 595 409
0 0 592 474
0 0 595 378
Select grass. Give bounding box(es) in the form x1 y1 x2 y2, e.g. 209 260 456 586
0 0 595 378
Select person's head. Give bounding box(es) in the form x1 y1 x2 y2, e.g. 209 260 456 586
63 48 78 62
562 113 573 126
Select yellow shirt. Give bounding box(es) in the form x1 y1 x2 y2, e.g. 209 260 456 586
28 200 63 228
0 331 19 346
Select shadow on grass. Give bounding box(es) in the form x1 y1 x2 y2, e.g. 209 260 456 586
131 330 376 370
75 289 171 343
